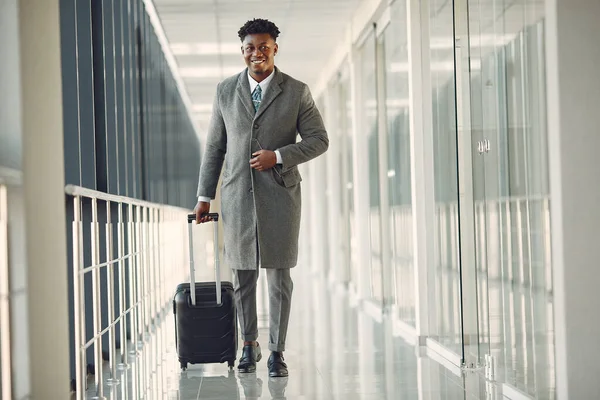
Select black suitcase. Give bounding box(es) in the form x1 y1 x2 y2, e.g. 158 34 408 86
173 213 237 371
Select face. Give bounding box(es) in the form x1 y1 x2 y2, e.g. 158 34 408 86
241 33 278 82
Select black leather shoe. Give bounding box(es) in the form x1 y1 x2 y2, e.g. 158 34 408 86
267 352 288 378
238 343 262 373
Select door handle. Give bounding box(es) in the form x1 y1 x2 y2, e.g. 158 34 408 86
484 139 491 153
477 141 484 154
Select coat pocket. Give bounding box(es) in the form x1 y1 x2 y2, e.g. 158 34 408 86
273 166 302 188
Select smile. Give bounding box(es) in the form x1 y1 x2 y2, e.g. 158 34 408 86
252 60 265 64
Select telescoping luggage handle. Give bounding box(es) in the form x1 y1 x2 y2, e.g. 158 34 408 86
187 213 221 306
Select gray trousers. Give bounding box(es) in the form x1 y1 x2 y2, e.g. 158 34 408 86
232 268 293 352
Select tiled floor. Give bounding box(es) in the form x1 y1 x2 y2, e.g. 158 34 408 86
83 269 503 400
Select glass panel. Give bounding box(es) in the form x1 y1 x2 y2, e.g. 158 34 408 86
383 1 415 326
360 31 383 303
337 66 355 285
340 73 360 290
466 0 554 396
465 0 495 364
428 0 463 356
330 61 360 285
325 66 353 284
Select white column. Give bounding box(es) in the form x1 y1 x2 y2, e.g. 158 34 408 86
546 0 600 398
19 0 70 397
407 0 435 339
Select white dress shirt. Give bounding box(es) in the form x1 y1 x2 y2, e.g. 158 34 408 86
198 70 282 203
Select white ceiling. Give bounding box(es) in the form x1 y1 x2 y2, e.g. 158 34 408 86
153 0 363 133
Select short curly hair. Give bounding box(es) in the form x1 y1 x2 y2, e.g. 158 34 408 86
238 18 280 42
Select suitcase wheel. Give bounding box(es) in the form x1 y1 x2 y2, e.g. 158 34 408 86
180 361 188 371
228 360 235 371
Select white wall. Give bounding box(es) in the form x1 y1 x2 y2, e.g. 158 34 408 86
546 0 600 398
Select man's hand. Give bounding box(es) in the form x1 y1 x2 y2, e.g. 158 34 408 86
249 150 277 171
194 201 211 224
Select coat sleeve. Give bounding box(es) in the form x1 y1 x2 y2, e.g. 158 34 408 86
196 83 227 199
277 84 329 170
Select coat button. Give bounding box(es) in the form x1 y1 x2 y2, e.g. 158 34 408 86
253 124 259 129
249 188 253 193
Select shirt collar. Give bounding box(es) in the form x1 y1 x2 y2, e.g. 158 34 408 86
248 69 275 95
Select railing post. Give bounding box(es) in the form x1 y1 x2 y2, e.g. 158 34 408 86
158 208 165 398
117 203 129 370
154 208 161 316
146 206 156 399
156 207 166 399
72 196 86 400
105 201 119 385
136 205 145 339
127 204 137 355
153 207 161 398
147 207 156 325
144 206 152 333
144 206 151 335
135 205 147 396
127 203 140 399
90 198 106 399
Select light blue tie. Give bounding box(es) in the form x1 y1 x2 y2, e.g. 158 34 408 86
252 84 262 112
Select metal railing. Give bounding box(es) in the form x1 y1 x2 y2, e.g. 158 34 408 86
66 185 193 399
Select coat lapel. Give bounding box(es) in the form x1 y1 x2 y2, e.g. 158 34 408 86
255 67 283 120
235 71 255 119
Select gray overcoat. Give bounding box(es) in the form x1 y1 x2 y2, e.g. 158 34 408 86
196 67 329 270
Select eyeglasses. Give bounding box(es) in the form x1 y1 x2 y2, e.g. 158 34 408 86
251 138 283 180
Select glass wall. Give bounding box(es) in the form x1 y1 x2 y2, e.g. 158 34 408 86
328 65 355 285
382 1 415 326
305 0 555 396
342 70 356 287
359 30 383 303
467 1 553 396
427 0 464 356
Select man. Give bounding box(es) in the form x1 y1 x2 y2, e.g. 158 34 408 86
194 18 328 378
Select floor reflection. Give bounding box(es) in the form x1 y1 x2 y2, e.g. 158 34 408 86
85 267 511 400
175 365 292 400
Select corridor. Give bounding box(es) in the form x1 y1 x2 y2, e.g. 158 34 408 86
2 0 600 399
